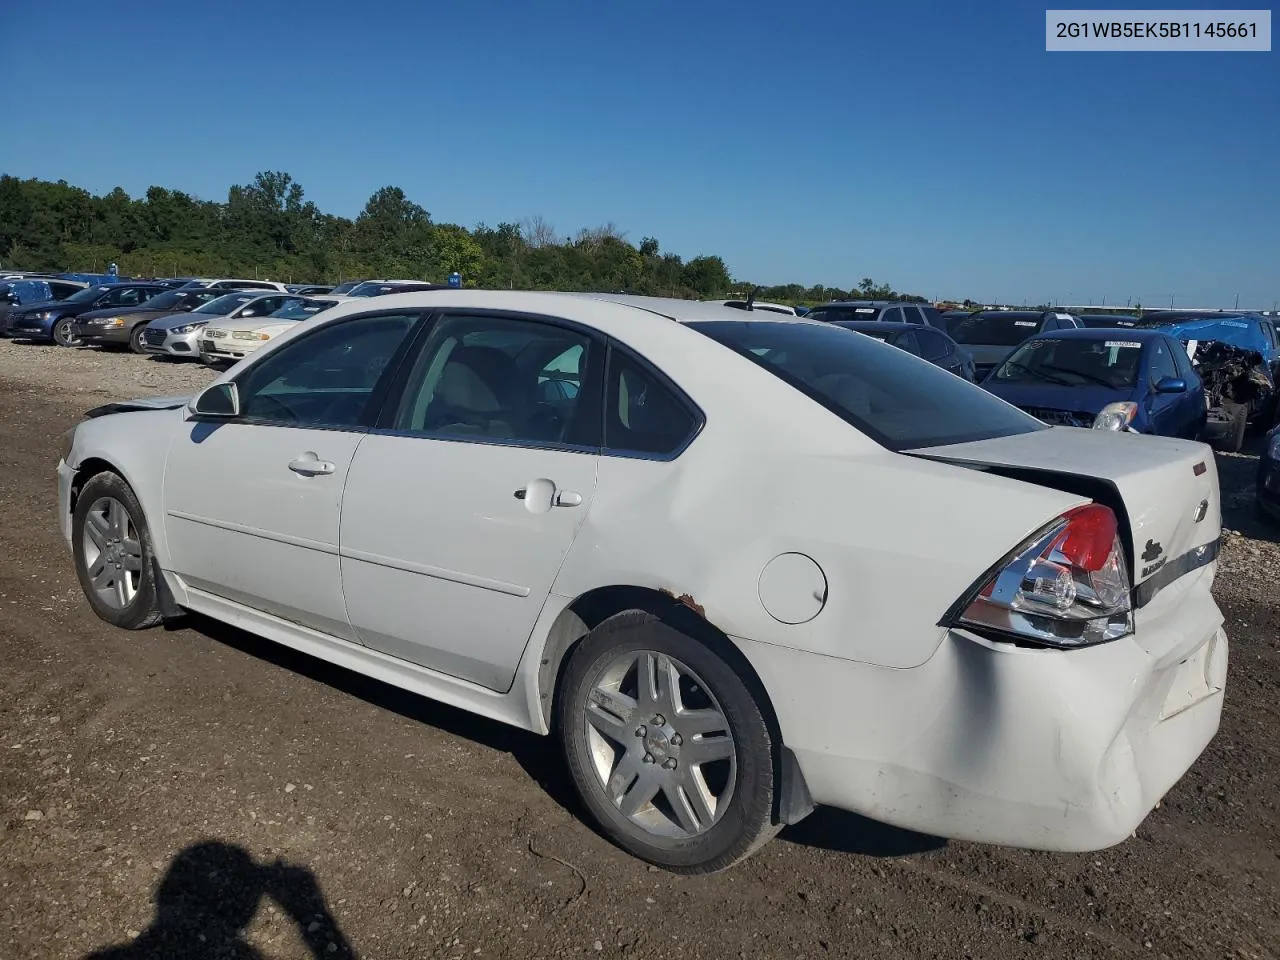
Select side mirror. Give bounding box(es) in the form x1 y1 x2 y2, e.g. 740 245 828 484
1155 376 1187 394
191 382 240 417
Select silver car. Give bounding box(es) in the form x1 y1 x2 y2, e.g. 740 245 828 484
142 292 299 359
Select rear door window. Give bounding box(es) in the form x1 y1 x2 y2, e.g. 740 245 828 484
604 348 701 458
916 329 951 361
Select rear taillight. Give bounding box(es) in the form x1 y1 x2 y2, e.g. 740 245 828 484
951 503 1133 648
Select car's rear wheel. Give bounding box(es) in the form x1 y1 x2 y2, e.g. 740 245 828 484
71 472 163 630
558 611 778 874
129 324 149 354
53 318 80 347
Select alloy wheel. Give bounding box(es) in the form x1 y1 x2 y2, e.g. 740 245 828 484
54 318 80 347
80 496 144 610
582 649 736 839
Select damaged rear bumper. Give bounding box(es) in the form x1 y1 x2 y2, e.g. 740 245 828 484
737 566 1226 851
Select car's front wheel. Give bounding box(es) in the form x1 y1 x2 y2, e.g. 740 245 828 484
53 318 80 347
558 611 779 874
71 472 163 630
129 324 149 354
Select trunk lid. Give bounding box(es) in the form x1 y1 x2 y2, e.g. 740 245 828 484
909 426 1220 594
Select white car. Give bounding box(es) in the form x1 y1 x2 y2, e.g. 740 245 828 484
57 291 1226 874
146 293 300 360
179 278 291 293
199 296 344 364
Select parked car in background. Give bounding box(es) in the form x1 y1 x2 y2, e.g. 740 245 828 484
1156 314 1280 440
6 282 170 346
950 310 1084 380
1077 313 1140 329
829 320 975 380
345 280 451 297
150 277 203 289
287 284 333 295
199 296 341 365
0 277 88 335
327 280 367 295
72 288 231 353
179 278 290 293
982 328 1206 441
806 300 948 329
57 291 1225 874
142 292 296 359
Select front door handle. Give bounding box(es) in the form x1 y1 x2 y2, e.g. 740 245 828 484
554 490 583 507
288 452 335 476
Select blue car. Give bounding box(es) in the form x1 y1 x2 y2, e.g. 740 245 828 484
982 328 1206 440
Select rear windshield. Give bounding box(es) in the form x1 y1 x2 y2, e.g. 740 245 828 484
993 337 1144 389
950 314 1046 345
689 320 1045 450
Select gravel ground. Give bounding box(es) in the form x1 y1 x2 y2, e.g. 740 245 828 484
1 338 1277 960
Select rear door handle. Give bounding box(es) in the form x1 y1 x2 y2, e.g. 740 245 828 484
554 490 583 507
288 453 336 476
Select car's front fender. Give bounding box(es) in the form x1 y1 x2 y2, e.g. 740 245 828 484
64 408 184 568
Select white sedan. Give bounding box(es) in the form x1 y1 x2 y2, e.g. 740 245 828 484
199 296 346 364
57 291 1227 873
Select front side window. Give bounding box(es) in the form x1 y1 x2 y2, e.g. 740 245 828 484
604 348 700 457
1149 339 1180 384
393 313 597 447
232 312 419 428
691 320 1044 450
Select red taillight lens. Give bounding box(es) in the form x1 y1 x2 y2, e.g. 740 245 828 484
951 503 1133 649
1056 504 1117 572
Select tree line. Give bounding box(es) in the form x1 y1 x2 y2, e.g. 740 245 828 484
0 172 922 304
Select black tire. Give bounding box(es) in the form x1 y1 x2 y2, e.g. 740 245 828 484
71 471 163 630
129 324 149 354
558 610 779 874
53 317 80 347
1216 404 1248 454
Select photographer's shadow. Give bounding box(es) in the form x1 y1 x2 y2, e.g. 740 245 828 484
85 841 356 960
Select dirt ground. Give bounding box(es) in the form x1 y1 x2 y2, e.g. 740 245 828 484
1 338 1277 960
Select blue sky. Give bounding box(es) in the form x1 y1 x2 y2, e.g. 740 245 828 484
2 0 1276 306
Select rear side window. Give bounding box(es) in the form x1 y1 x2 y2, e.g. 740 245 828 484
916 329 951 361
604 348 700 458
689 320 1045 451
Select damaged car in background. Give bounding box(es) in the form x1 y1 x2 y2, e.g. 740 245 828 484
54 292 1227 874
1154 315 1278 454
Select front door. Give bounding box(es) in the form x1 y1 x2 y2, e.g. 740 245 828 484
340 311 602 691
163 310 422 639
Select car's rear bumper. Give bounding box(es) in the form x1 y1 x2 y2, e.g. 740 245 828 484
738 566 1226 851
